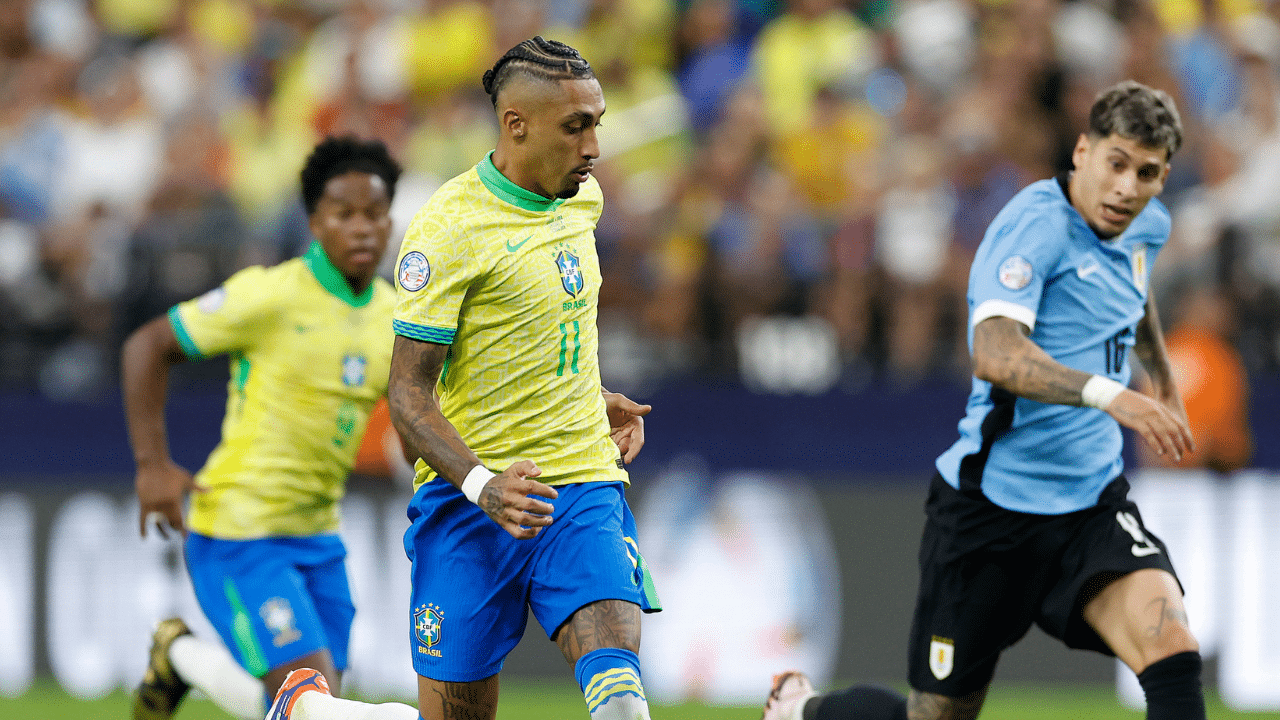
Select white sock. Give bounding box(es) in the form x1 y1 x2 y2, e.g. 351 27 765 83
294 691 420 720
590 693 651 720
168 634 265 720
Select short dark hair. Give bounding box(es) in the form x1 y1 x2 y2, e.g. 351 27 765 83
481 36 595 108
300 136 402 216
1088 80 1183 160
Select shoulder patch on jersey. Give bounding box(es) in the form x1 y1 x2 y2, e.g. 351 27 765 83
398 251 431 292
998 255 1033 290
196 287 227 313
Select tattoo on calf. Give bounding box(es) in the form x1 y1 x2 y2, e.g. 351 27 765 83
555 600 641 663
427 683 492 720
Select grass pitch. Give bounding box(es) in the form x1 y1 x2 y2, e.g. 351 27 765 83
5 679 1280 719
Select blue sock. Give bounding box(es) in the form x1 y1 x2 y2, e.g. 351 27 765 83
574 648 648 718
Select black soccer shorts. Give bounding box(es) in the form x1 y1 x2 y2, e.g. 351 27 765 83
905 473 1181 698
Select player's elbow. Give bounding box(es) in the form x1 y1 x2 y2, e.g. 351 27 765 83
971 349 1007 386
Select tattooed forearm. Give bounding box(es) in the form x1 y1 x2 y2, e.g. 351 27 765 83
908 688 987 720
554 599 641 664
973 318 1093 406
1134 298 1177 399
388 336 481 487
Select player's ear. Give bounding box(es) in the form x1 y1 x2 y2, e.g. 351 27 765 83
503 109 526 142
1071 134 1091 170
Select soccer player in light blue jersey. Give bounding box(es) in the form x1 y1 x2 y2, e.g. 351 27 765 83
764 81 1204 720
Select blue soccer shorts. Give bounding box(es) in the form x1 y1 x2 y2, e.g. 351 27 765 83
404 479 661 682
185 533 354 677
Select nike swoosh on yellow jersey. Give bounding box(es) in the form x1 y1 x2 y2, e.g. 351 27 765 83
506 235 533 252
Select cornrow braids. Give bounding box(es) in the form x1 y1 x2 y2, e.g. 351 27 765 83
482 36 595 107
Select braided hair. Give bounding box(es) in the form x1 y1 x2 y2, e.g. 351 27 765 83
482 36 595 108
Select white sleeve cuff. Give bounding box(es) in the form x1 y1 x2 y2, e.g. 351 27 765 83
971 299 1037 332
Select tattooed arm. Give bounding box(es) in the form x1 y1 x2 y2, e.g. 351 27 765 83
1133 294 1184 411
972 316 1193 460
387 335 557 539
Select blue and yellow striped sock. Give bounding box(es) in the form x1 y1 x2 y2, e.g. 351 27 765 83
574 648 650 720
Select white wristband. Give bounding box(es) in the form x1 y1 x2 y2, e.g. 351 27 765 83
460 464 495 505
1081 375 1126 410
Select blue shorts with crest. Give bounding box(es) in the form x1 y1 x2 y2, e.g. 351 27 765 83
185 533 353 677
404 479 660 682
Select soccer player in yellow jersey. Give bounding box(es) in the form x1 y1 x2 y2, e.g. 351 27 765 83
260 38 660 720
122 137 406 720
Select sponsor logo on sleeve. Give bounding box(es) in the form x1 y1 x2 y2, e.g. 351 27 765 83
398 251 431 292
998 255 1033 290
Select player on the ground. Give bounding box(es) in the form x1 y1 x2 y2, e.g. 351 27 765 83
123 136 407 720
260 36 659 720
763 81 1204 720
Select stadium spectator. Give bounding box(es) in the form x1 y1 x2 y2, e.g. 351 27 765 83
764 81 1207 720
122 136 407 720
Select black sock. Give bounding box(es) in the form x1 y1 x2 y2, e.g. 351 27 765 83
807 684 908 720
1137 651 1206 720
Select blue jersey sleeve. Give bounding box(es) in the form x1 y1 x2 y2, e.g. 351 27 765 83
968 203 1068 332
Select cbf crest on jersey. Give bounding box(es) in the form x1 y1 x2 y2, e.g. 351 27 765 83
341 354 367 386
414 603 443 657
556 248 584 297
399 251 431 292
929 636 954 680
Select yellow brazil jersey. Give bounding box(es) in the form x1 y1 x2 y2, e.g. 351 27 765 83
393 151 627 489
168 241 395 538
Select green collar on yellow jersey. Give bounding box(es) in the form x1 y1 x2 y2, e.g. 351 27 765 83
478 150 566 213
302 241 375 308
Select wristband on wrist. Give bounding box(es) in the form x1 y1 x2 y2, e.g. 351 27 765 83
460 464 495 504
1081 375 1126 410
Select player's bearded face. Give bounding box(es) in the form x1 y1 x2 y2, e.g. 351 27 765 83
526 78 605 199
1070 133 1169 238
310 172 393 287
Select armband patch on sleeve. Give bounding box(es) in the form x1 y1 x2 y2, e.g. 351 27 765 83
998 255 1033 290
398 252 431 292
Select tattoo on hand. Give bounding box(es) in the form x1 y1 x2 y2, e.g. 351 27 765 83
479 485 502 520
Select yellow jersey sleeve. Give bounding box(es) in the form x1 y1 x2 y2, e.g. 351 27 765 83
168 266 277 359
392 209 480 344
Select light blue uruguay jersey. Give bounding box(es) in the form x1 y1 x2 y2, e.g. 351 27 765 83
935 176 1169 514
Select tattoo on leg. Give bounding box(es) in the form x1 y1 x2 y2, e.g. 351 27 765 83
907 688 986 720
425 683 494 720
555 600 641 664
1144 597 1188 639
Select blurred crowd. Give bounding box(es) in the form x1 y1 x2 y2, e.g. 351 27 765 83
2 0 1279 399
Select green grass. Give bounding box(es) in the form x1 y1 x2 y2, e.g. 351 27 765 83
5 679 1280 719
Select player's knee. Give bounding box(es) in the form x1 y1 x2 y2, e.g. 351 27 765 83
907 688 984 720
574 647 649 720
